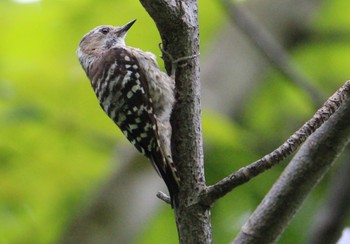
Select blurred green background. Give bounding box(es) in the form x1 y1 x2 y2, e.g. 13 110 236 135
1 0 350 243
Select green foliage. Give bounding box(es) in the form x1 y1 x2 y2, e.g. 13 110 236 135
1 0 349 243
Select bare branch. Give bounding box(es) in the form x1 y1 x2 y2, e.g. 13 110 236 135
220 0 324 106
157 191 171 205
309 154 350 244
200 80 350 206
233 89 350 244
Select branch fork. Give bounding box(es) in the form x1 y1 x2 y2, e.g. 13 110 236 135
199 80 350 206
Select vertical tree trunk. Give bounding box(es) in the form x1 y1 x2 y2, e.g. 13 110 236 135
139 0 211 242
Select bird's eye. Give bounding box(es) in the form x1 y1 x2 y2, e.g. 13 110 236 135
100 27 110 34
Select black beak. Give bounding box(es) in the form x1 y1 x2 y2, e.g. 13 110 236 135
119 19 136 33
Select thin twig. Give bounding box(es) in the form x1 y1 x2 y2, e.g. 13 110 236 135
200 80 350 206
156 191 171 205
220 0 324 106
159 43 200 79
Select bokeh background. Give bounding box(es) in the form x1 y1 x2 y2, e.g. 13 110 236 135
1 0 350 243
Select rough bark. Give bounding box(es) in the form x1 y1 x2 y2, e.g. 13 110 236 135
139 0 210 243
233 95 350 244
200 81 350 206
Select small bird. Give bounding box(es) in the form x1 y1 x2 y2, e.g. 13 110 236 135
77 19 180 206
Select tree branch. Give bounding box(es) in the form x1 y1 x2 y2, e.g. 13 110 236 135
233 87 350 244
200 80 350 206
308 153 350 244
156 191 171 204
139 1 210 243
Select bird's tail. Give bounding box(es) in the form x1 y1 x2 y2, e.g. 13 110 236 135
150 151 180 207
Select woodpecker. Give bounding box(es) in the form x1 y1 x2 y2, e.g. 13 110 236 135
77 19 180 206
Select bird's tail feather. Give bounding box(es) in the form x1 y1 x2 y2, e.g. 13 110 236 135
150 152 179 207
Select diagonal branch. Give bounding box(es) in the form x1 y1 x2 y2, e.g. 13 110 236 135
308 153 350 244
200 80 350 206
220 0 324 106
234 85 350 244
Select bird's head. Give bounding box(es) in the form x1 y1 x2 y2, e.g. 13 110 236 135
77 19 136 71
77 19 136 56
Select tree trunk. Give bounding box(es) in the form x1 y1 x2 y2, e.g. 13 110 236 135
139 0 211 242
